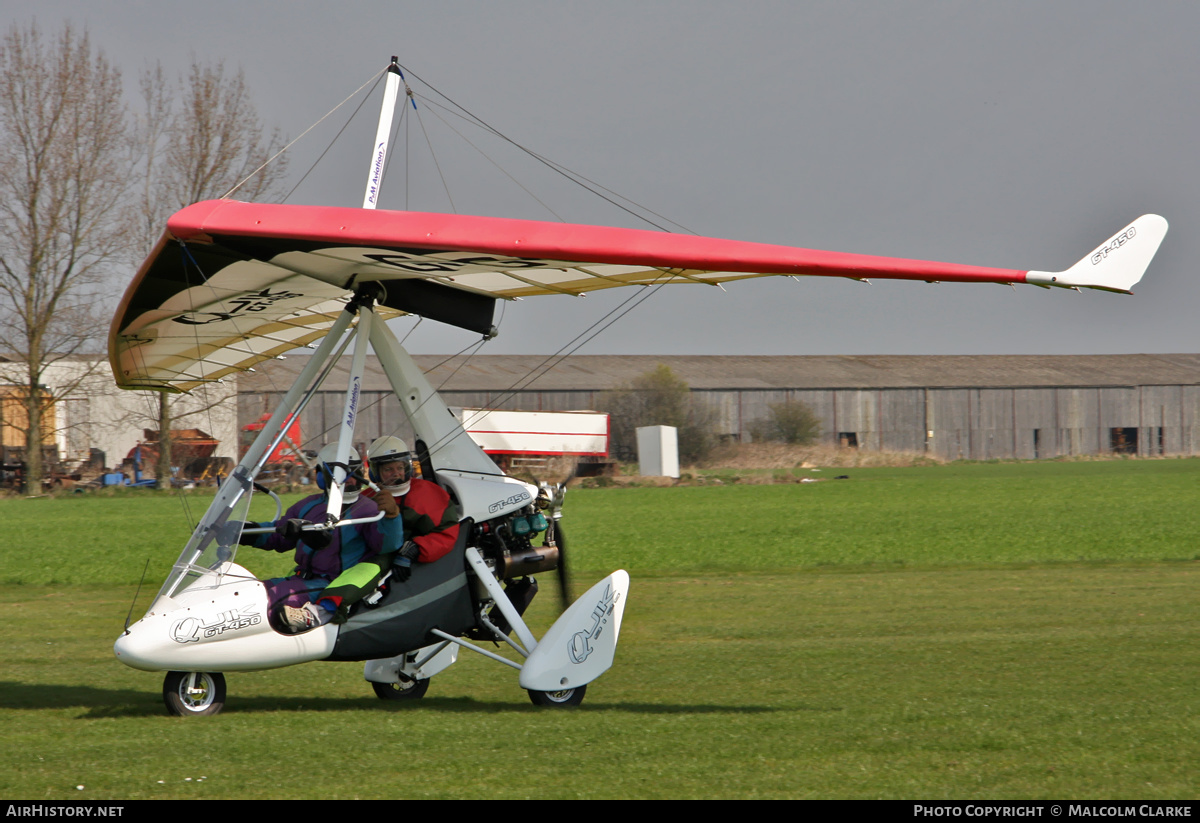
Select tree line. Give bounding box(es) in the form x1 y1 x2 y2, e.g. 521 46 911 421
0 22 288 493
0 22 818 490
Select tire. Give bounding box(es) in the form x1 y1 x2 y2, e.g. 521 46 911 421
527 683 586 708
163 671 226 717
371 676 430 701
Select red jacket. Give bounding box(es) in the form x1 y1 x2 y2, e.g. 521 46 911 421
366 478 460 563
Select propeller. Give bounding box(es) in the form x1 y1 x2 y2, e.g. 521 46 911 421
528 456 578 611
540 483 572 610
510 454 579 611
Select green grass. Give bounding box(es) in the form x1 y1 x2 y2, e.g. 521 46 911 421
7 458 1200 586
2 459 1198 798
571 458 1200 571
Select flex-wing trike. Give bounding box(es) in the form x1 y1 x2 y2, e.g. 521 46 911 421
109 208 1169 719
114 285 629 716
110 59 1168 717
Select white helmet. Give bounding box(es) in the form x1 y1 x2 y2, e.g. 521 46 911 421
367 435 414 496
315 443 363 503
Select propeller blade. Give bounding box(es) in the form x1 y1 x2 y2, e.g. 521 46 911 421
554 519 572 610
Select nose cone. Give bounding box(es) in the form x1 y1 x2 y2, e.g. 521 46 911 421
114 621 170 672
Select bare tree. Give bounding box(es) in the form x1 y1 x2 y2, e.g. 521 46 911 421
0 23 131 493
133 59 288 253
0 25 289 492
132 59 289 485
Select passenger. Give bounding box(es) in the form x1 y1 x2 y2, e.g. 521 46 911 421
308 435 461 624
239 443 402 633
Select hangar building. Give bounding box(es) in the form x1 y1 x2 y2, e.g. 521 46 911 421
239 353 1200 461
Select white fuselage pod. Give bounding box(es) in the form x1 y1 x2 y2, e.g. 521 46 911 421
113 563 335 672
437 470 539 522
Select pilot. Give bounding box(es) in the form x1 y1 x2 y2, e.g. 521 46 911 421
239 443 403 633
306 435 461 624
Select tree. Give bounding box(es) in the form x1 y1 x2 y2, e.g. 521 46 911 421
133 59 288 486
600 363 717 465
0 24 289 492
134 60 288 252
749 399 821 445
0 23 130 493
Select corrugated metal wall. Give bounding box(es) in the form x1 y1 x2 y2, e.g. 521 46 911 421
703 385 1200 459
239 388 607 455
239 383 1200 460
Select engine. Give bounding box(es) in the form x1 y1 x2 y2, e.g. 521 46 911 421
471 503 557 579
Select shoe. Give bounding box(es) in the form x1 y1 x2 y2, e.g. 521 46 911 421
281 603 325 633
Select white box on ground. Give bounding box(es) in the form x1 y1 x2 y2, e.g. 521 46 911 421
636 425 679 478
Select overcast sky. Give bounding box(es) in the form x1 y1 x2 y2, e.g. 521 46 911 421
23 1 1200 358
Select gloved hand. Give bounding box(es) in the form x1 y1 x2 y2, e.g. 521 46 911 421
374 490 400 519
276 518 333 550
394 540 420 582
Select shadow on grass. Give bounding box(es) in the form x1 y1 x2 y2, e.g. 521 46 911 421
0 681 832 718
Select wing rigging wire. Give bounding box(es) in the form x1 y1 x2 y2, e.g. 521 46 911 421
275 66 694 454
278 70 388 205
380 81 410 210
398 63 695 234
338 66 706 455
408 268 679 460
349 66 711 449
227 67 389 203
412 97 566 222
409 94 457 214
144 61 716 485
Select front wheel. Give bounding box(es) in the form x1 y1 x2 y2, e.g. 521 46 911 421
527 684 586 708
372 676 430 701
163 671 226 717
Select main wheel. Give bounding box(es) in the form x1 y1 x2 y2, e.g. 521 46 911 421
527 683 586 708
163 671 226 717
371 676 430 701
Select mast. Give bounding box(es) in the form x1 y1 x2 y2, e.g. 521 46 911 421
362 57 403 209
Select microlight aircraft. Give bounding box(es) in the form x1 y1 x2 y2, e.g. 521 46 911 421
111 60 1168 715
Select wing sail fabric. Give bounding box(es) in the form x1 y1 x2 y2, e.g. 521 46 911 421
110 200 1165 392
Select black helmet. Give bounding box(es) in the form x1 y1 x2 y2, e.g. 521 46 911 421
315 443 363 501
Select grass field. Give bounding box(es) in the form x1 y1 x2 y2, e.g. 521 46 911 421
3 459 1198 799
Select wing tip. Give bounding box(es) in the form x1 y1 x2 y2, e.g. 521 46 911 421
1026 214 1168 293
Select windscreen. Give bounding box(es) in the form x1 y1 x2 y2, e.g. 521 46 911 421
155 467 259 600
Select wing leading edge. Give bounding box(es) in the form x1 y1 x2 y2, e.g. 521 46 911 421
109 200 1167 392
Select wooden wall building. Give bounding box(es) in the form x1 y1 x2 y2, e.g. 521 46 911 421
239 354 1200 461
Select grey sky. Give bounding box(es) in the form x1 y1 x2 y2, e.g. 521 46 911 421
21 1 1199 358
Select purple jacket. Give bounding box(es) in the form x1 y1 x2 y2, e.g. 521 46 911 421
259 493 404 581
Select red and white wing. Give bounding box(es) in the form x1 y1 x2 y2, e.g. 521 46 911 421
110 200 1167 392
